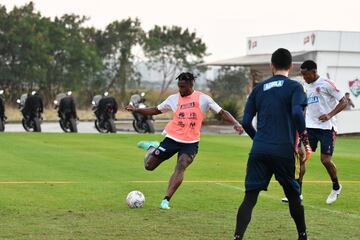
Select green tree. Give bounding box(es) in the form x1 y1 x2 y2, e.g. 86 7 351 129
0 2 103 106
98 18 143 103
0 2 48 101
142 25 207 96
208 67 249 119
46 14 103 105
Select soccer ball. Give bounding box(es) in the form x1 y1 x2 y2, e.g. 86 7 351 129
126 191 145 208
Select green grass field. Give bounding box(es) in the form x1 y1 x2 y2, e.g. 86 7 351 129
0 133 359 240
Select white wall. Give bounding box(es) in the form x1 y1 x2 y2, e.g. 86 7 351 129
316 52 360 109
336 110 360 134
315 51 360 134
246 31 360 56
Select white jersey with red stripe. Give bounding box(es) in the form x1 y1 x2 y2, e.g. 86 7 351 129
304 76 344 131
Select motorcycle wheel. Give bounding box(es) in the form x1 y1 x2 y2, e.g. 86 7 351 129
22 118 31 132
69 118 78 133
106 119 116 133
145 119 155 133
33 117 41 132
132 120 146 133
95 120 107 133
0 118 4 132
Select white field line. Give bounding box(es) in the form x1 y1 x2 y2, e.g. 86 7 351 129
2 180 359 184
215 182 360 220
129 180 360 184
0 181 77 184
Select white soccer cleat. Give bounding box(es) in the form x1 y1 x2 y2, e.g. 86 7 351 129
326 184 342 204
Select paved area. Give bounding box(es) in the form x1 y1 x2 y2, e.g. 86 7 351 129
3 121 236 134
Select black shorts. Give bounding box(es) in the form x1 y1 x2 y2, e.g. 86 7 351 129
152 137 199 161
307 128 336 156
245 153 300 194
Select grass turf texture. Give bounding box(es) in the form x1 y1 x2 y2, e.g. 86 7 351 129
0 133 359 240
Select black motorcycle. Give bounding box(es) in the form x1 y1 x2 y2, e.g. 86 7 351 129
17 92 43 132
54 92 78 133
0 90 6 132
92 94 117 133
129 93 155 133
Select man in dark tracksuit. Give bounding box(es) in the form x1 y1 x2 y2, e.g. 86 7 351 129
59 96 77 120
233 48 312 240
22 92 43 118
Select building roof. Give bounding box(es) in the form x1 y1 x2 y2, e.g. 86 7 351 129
204 51 309 66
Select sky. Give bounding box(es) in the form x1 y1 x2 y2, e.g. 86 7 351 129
2 0 360 62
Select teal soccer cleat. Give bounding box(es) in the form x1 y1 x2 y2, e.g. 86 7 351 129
160 199 170 210
137 141 160 150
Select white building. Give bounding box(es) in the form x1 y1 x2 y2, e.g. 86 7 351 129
206 30 360 134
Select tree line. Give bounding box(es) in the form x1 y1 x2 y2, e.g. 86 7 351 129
0 2 207 108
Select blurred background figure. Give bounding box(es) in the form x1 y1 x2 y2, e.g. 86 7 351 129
54 91 78 132
0 90 6 131
18 91 43 132
91 92 118 133
345 92 355 110
129 92 155 133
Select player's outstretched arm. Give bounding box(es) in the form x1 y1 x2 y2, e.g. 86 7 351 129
125 105 162 115
218 109 244 134
319 97 348 122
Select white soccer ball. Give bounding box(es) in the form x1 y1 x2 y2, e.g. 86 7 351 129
126 191 145 208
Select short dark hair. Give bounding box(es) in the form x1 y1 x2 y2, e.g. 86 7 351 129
176 72 195 83
271 48 292 70
300 60 317 71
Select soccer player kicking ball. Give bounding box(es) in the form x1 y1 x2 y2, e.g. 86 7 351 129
126 72 243 210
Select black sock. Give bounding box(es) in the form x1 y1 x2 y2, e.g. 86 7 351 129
164 196 171 201
285 189 307 236
234 191 259 239
296 179 303 194
332 178 340 190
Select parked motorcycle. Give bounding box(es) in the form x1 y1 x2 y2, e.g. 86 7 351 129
54 91 78 133
17 91 43 132
129 92 155 133
92 92 117 133
0 90 6 132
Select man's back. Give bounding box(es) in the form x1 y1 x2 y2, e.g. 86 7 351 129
24 95 43 114
98 96 118 114
0 98 4 116
59 96 76 115
244 75 307 158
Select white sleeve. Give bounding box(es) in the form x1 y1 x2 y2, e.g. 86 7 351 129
157 94 177 113
200 94 222 113
325 79 344 101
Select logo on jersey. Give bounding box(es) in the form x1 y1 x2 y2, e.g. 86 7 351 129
316 87 321 93
263 80 284 91
178 112 185 119
307 96 319 104
180 102 195 109
189 112 197 119
348 78 360 97
177 121 185 128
